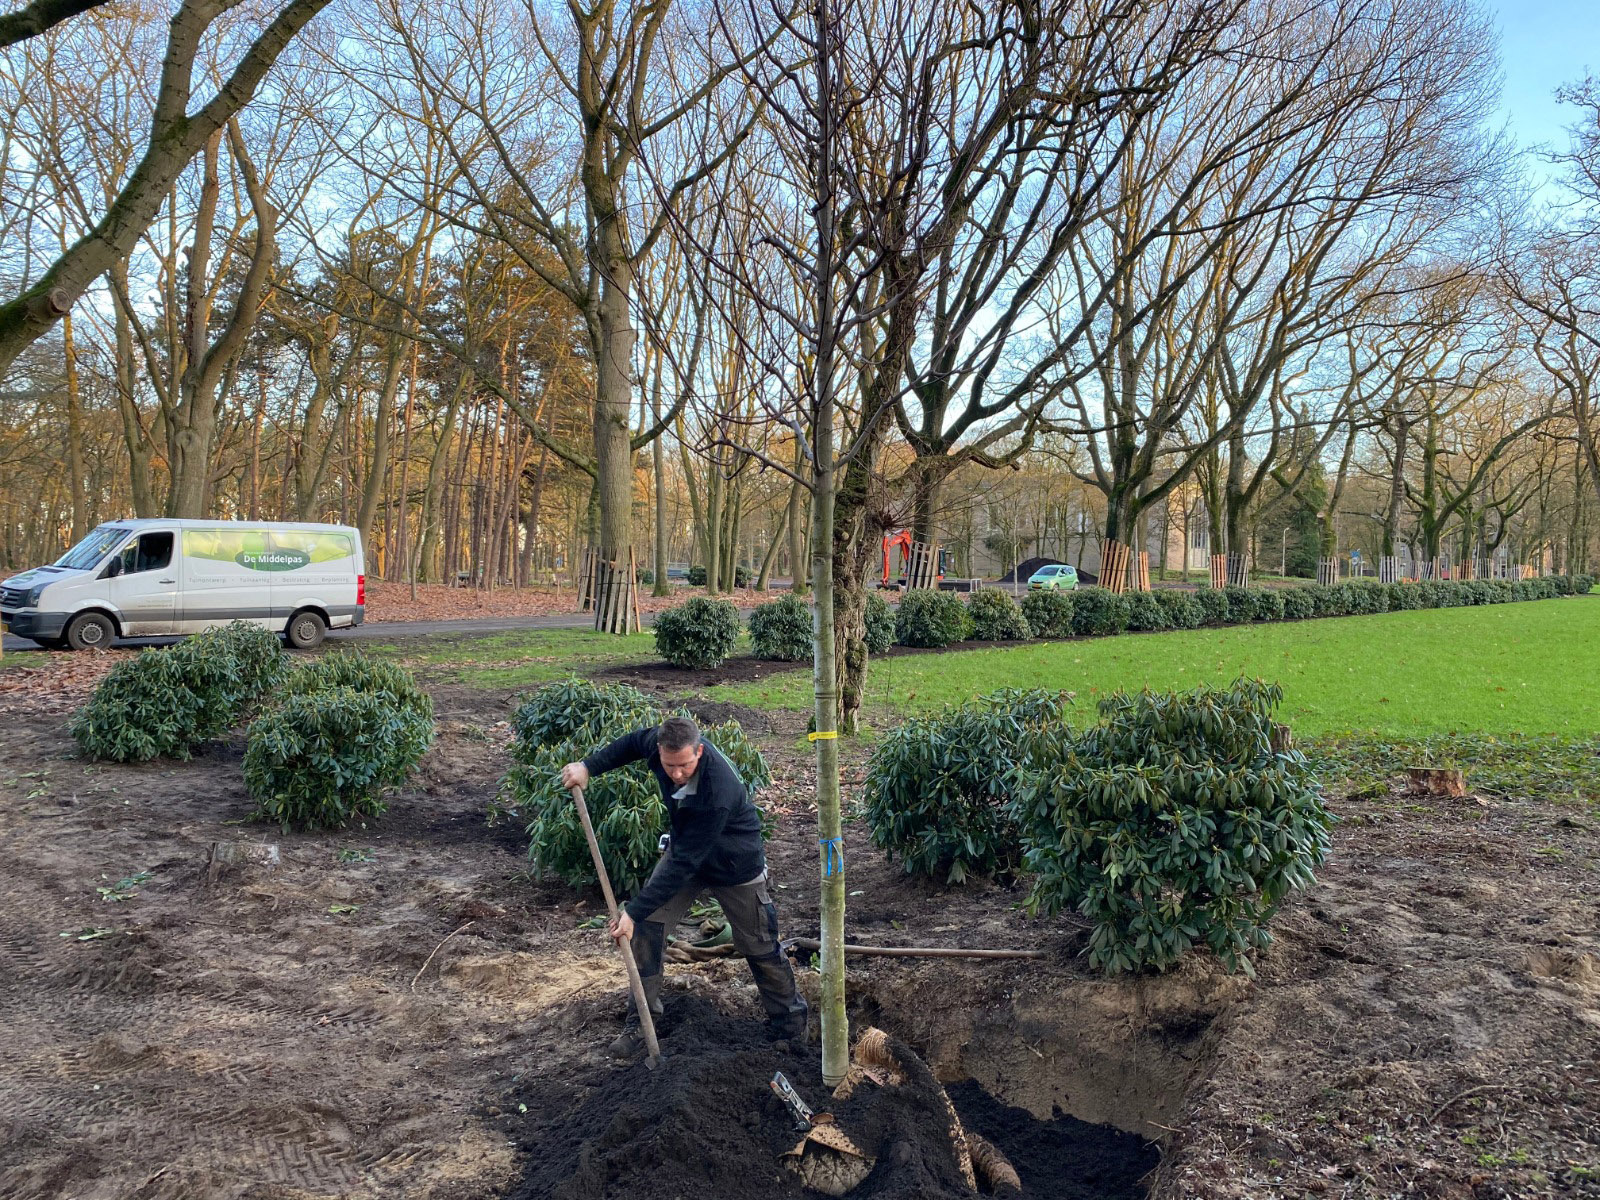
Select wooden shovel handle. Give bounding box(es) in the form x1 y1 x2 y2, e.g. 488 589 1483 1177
570 785 661 1064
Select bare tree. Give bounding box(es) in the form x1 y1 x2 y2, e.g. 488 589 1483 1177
0 0 334 375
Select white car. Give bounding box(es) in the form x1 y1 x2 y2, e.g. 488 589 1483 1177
1 519 365 650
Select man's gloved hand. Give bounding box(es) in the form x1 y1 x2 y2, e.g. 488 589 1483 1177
608 911 635 944
561 761 591 791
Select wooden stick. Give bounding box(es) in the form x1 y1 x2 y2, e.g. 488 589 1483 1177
571 786 661 1064
788 938 1045 961
410 921 475 992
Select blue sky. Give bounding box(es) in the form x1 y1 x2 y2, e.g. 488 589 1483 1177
1490 0 1596 159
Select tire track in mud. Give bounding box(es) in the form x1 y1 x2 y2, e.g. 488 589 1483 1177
0 901 427 1200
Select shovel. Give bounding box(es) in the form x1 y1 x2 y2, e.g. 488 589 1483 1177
570 785 662 1069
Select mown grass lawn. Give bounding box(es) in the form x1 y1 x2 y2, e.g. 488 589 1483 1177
711 596 1600 739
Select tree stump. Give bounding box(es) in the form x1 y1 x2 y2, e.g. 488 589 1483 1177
205 841 280 887
1270 724 1293 754
1405 767 1466 797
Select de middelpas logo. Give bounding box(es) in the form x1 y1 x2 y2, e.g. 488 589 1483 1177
236 550 311 572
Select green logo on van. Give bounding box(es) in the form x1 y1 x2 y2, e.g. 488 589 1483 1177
236 550 311 572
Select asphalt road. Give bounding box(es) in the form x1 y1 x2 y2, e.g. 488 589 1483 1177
0 611 631 656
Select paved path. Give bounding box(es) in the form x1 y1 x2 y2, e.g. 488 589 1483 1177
0 606 777 655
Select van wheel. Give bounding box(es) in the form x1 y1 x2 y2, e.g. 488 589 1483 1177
284 610 327 650
64 613 115 651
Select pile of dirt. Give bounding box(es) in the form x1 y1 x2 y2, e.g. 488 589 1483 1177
503 998 980 1200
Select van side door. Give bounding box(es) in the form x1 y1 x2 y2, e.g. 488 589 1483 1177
103 531 180 635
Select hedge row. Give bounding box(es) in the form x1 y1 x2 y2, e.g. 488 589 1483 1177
661 573 1595 668
69 626 434 830
658 590 896 668
864 680 1333 978
70 622 288 761
885 573 1594 650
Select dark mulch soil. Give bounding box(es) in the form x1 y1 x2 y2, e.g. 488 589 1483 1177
947 1079 1159 1200
503 997 976 1200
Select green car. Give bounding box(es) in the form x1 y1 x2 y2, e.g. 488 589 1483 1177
1027 563 1078 590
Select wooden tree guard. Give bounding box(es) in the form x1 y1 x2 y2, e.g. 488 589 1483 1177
1133 550 1151 592
629 547 643 631
1378 555 1399 583
1226 552 1249 588
577 547 599 611
1210 553 1228 589
591 555 640 634
1100 539 1131 593
1317 557 1337 585
906 541 940 590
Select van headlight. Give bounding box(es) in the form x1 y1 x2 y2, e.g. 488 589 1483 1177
25 584 47 607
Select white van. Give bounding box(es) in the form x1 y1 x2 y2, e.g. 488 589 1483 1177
1 519 365 650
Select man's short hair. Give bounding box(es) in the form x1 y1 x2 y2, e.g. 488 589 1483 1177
658 715 701 752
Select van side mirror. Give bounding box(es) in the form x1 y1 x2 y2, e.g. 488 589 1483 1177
104 558 123 579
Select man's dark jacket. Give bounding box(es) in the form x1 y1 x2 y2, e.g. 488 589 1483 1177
583 727 764 921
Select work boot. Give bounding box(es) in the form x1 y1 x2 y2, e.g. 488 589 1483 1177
609 951 663 1060
607 1023 649 1060
746 951 809 1042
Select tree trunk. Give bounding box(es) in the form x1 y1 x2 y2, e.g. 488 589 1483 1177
355 335 404 564
1383 416 1409 556
910 457 943 547
787 439 808 595
810 2 846 1089
61 310 86 540
592 268 636 624
706 461 723 594
109 261 158 517
418 373 468 582
755 508 786 591
650 373 671 596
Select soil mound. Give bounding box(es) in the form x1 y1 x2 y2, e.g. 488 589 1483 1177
505 998 979 1200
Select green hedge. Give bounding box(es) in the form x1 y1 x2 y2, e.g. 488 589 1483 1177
749 594 813 662
280 650 431 722
865 591 896 653
895 588 973 648
70 622 287 762
1021 589 1074 638
1125 591 1171 632
863 689 1072 884
968 588 1032 640
1070 587 1131 636
995 575 1590 644
245 653 433 830
245 686 433 830
654 596 741 668
1013 679 1332 977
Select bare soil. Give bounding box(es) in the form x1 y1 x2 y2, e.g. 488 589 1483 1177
1 674 1597 1199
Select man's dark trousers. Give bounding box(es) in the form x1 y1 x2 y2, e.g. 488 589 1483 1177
627 852 807 1037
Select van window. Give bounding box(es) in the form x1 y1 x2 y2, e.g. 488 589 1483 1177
57 524 131 570
113 532 174 575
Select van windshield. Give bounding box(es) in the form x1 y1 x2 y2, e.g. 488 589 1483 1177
56 525 132 570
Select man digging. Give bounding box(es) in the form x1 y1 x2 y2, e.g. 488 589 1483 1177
561 715 809 1059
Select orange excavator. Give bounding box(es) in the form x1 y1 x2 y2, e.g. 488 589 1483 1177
881 529 953 587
